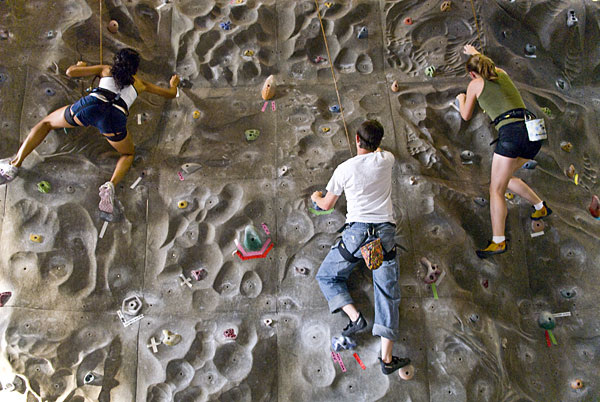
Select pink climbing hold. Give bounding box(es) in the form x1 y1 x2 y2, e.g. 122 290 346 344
223 328 237 340
191 269 207 281
0 291 11 307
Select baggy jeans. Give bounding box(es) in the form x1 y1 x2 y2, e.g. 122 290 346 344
315 222 401 340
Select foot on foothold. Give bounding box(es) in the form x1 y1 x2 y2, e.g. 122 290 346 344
98 181 115 214
589 195 600 219
0 159 19 184
341 312 367 337
476 240 507 259
379 356 411 375
531 201 552 220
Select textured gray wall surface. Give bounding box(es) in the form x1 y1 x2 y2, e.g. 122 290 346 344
0 0 599 401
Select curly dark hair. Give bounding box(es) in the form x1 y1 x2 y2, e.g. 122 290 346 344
111 48 140 89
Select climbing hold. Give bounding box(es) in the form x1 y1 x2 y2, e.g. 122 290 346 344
121 296 143 316
531 220 544 233
219 21 232 31
243 225 263 251
556 78 568 91
245 129 260 141
107 20 119 34
473 197 487 207
295 266 309 275
0 291 11 307
321 127 330 133
391 80 399 92
192 110 201 119
0 29 9 40
541 107 551 116
560 141 572 152
538 311 555 330
0 73 8 83
398 364 415 380
565 164 576 179
329 105 340 113
29 234 42 243
524 44 536 58
37 181 51 193
570 379 584 389
522 160 537 169
46 30 56 39
567 9 578 27
191 268 207 281
469 314 479 323
420 257 441 284
559 288 576 299
223 328 237 340
263 318 273 326
314 56 325 63
161 330 182 346
45 88 55 96
504 192 514 200
261 75 275 101
482 279 489 288
440 1 451 12
501 338 508 349
324 2 333 7
460 150 475 161
177 200 188 209
243 49 254 57
331 335 357 351
83 372 96 384
404 17 413 25
424 65 436 77
357 26 368 39
409 176 417 185
589 195 600 218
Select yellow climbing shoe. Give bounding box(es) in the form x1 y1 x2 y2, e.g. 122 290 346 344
531 201 552 220
476 241 507 259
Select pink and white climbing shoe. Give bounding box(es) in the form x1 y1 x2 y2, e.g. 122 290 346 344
98 181 115 214
0 159 19 185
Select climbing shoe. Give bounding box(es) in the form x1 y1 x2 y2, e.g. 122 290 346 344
341 312 367 337
531 201 552 220
0 159 19 184
98 181 115 214
379 356 411 375
476 240 507 259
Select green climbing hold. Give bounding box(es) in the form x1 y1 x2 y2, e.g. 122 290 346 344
538 311 555 330
541 107 552 116
245 129 260 141
243 225 263 251
37 181 51 193
425 65 436 77
309 207 334 216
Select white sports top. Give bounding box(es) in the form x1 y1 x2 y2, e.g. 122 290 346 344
98 76 138 108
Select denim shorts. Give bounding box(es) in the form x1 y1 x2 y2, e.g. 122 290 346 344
65 95 128 141
494 121 542 159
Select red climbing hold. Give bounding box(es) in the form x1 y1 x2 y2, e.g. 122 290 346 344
0 291 11 307
589 195 600 218
404 17 413 25
482 279 489 289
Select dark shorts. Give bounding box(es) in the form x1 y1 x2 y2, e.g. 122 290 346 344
64 95 128 142
494 121 542 159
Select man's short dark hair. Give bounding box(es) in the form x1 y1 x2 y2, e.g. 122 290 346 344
357 120 384 151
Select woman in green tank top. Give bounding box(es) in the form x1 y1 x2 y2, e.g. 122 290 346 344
456 45 551 258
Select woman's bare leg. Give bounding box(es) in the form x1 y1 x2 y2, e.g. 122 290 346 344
507 158 543 205
105 134 135 186
489 153 525 237
12 105 75 167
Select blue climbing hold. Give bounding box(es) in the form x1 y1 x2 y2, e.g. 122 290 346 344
329 105 340 113
522 160 537 170
357 26 368 39
331 335 356 352
45 88 55 96
220 21 232 31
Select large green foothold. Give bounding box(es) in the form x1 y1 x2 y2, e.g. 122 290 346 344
37 181 51 193
245 129 260 142
538 311 555 330
243 225 263 251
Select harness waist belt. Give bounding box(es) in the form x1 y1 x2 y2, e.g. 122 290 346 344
491 108 536 127
338 238 396 263
90 87 129 116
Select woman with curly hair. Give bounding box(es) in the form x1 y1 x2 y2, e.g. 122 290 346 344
456 45 551 258
0 48 179 213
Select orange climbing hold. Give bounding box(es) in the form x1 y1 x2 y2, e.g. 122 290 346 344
570 379 584 389
404 17 413 25
107 20 119 34
440 1 451 12
261 75 275 101
391 80 399 92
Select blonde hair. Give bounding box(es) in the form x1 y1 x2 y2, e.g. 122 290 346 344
465 54 498 81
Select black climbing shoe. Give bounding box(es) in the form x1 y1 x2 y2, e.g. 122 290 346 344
476 240 507 259
531 201 552 220
379 356 411 375
341 312 367 337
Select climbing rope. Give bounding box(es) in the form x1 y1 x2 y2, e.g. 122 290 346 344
468 0 482 48
313 0 354 158
99 0 103 63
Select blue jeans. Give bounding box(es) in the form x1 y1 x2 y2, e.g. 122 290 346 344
316 222 400 340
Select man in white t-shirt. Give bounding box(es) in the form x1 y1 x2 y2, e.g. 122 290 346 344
312 120 410 375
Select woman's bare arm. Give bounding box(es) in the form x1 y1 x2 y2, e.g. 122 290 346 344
66 62 111 78
134 74 180 99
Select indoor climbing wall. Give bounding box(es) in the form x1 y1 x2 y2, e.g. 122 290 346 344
0 0 599 401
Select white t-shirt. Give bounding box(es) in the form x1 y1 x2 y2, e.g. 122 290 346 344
326 151 395 224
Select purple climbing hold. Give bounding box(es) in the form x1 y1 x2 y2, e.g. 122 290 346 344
191 268 207 281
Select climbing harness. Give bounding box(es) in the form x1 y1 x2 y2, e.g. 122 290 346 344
337 224 397 268
313 0 353 158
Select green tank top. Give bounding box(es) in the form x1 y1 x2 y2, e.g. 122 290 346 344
477 70 526 130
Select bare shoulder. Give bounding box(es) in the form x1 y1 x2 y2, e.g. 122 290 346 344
133 75 146 92
468 77 484 92
100 65 112 77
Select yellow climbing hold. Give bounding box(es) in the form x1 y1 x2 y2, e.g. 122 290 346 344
178 200 188 209
236 0 244 3
574 174 579 186
504 192 514 200
192 110 201 119
325 2 333 7
243 49 254 57
322 127 330 133
29 234 42 243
